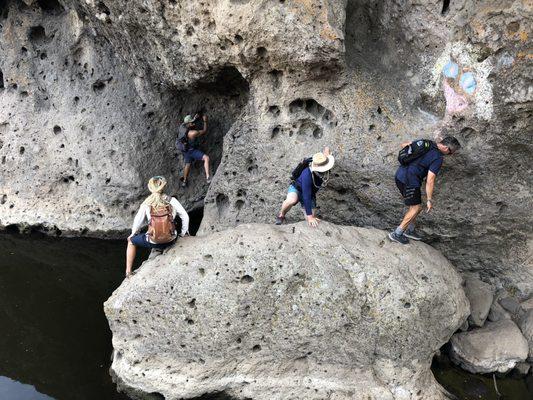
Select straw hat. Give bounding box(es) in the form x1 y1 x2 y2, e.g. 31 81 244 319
148 176 167 193
310 152 335 173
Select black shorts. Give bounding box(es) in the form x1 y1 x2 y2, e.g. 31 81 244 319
395 179 421 206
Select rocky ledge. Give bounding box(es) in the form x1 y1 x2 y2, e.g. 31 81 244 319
105 222 469 400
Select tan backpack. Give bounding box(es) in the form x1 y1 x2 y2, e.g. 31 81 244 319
147 204 176 244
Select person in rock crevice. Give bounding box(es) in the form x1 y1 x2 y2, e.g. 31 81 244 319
125 176 189 277
275 147 334 228
388 136 461 244
176 113 211 187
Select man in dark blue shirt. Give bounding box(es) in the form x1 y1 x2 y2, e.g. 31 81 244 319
275 148 334 227
389 136 461 244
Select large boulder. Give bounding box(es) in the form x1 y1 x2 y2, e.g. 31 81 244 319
519 309 533 362
105 222 469 400
450 319 529 374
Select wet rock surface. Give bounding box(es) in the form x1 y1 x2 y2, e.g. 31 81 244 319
105 222 468 400
450 319 529 374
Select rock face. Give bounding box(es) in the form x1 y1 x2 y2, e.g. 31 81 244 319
0 0 531 295
450 319 529 374
0 1 531 294
105 222 469 400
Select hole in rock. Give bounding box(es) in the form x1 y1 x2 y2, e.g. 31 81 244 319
271 126 281 139
37 0 64 14
0 69 4 89
304 98 326 118
240 275 254 283
28 26 49 45
235 199 245 210
252 344 261 352
289 99 305 113
256 46 267 57
268 105 280 116
216 194 229 217
97 1 110 15
92 80 106 93
53 125 61 134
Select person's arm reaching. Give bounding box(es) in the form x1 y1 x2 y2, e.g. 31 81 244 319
425 156 443 213
171 198 189 236
400 141 411 148
130 204 147 238
425 171 436 213
187 115 208 140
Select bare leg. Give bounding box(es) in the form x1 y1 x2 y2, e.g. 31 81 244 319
399 205 423 231
183 163 192 182
279 193 299 217
126 239 137 276
203 154 210 179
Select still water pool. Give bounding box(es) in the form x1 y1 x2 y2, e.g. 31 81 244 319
0 232 531 400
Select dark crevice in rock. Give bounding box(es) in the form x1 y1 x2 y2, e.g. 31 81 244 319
165 66 249 204
0 68 4 89
187 207 204 236
191 392 246 400
441 0 451 16
344 0 383 69
0 0 10 20
37 0 64 14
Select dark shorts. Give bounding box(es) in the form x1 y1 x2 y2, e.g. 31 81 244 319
181 147 205 164
395 178 421 206
130 233 175 249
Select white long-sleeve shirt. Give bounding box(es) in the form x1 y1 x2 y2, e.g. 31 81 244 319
131 197 189 239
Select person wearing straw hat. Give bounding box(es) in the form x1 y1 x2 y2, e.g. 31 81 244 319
176 113 211 188
275 147 335 227
125 176 189 277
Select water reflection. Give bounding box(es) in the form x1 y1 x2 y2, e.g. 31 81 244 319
0 376 54 400
0 233 143 400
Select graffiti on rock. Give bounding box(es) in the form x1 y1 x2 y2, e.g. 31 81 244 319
441 60 478 115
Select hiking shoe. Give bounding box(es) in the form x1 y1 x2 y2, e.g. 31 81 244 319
275 215 285 225
206 176 211 184
180 177 188 188
388 231 409 245
404 230 422 241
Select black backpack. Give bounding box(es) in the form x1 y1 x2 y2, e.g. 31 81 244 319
177 123 190 150
398 139 434 166
291 157 313 183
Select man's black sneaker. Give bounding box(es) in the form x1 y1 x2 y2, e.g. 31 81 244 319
388 231 409 245
404 230 422 241
275 216 285 225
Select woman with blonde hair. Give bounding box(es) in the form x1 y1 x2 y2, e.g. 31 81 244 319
126 176 189 277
